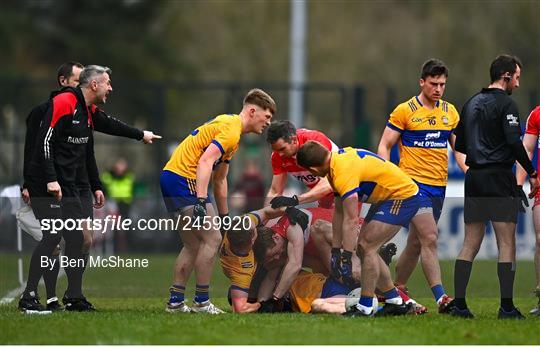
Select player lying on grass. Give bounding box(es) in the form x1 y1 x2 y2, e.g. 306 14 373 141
280 270 353 314
252 211 426 314
253 207 362 312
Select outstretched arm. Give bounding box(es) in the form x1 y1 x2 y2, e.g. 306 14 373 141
297 177 333 204
272 225 304 299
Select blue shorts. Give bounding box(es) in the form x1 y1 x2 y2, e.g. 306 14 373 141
416 181 446 222
365 194 421 228
321 278 350 298
160 170 211 213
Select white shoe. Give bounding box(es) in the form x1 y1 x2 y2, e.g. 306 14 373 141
165 301 193 313
191 300 225 314
531 288 540 316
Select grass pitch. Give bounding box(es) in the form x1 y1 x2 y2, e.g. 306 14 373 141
1 254 539 345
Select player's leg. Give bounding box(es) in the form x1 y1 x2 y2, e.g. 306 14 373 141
42 245 62 311
61 193 91 311
394 225 421 288
311 297 347 314
167 211 200 312
161 171 203 312
492 221 523 318
452 222 484 317
79 188 94 272
357 220 402 315
410 212 450 307
191 203 224 313
451 169 486 318
532 205 540 315
19 182 63 312
313 276 349 314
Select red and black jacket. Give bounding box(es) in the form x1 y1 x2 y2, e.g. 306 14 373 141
24 87 143 190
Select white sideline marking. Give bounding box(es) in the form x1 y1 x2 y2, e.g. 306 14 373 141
0 269 65 306
0 284 25 305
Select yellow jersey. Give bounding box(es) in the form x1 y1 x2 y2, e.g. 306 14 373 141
387 97 459 186
289 271 327 313
219 213 260 291
163 114 242 179
219 234 256 292
328 147 418 203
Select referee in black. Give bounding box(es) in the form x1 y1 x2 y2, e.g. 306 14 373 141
452 54 539 319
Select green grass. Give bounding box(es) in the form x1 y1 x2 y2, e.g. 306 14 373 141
1 254 539 344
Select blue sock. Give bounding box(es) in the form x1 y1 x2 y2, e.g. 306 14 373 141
169 285 185 303
383 288 399 300
359 296 373 308
194 284 209 303
431 284 445 302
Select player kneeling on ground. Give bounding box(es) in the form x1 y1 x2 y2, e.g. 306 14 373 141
219 207 294 313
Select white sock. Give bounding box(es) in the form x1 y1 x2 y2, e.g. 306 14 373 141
356 304 374 315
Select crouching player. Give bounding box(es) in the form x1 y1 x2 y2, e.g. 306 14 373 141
297 142 424 317
219 206 305 313
254 207 426 314
160 89 275 314
265 120 338 208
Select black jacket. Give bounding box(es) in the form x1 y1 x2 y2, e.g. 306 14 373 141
25 87 144 190
454 88 535 174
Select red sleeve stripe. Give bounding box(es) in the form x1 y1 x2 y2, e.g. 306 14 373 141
50 93 77 128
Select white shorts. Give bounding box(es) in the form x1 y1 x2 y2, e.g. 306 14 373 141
16 205 42 241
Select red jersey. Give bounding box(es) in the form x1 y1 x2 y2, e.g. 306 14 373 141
271 129 338 207
525 106 540 203
525 106 540 161
271 207 333 258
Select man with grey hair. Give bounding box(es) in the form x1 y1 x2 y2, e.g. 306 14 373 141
19 64 122 312
19 62 161 312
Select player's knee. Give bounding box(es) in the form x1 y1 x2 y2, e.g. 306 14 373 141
419 231 438 249
358 237 377 254
311 299 324 313
460 243 480 259
182 242 200 256
207 230 222 249
406 234 422 250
